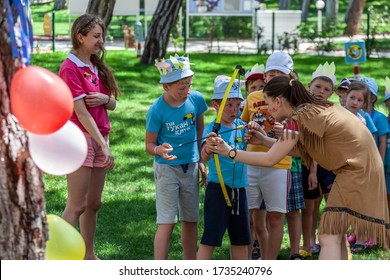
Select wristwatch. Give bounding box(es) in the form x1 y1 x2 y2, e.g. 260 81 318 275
228 148 237 160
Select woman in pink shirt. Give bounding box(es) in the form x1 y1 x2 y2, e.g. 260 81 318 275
58 14 120 260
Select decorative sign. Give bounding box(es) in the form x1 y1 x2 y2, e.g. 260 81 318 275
344 41 366 64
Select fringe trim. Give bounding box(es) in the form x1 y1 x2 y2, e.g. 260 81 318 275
319 207 390 249
284 103 331 167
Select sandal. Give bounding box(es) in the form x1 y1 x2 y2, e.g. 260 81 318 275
299 249 312 258
290 253 305 260
310 243 320 254
351 243 366 253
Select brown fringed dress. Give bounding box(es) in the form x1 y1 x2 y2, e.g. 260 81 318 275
292 103 390 248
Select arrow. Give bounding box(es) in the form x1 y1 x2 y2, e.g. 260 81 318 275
178 125 247 147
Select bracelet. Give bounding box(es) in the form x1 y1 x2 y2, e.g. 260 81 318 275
104 96 110 105
154 146 159 156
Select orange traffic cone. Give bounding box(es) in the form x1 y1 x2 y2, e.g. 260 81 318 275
136 41 142 58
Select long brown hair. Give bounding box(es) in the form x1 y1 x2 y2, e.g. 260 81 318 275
263 76 333 108
71 14 120 99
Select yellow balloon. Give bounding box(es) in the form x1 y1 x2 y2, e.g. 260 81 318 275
46 214 86 260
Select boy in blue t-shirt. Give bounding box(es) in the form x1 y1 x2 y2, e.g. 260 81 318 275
146 55 208 260
197 75 251 260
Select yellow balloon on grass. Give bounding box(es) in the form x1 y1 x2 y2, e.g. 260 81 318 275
46 214 86 260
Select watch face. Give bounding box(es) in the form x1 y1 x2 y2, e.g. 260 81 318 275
229 149 236 159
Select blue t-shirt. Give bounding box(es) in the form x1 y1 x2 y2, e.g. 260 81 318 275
146 90 208 165
203 119 248 189
358 110 377 134
370 109 389 147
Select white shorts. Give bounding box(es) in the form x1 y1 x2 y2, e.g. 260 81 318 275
246 165 290 213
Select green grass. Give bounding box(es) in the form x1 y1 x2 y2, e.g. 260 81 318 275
32 51 390 260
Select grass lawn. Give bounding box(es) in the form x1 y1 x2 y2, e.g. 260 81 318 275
32 50 390 260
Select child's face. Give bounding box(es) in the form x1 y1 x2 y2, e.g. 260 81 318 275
346 89 365 115
213 98 242 126
246 79 266 93
265 70 289 82
164 76 193 104
309 79 333 101
336 88 347 106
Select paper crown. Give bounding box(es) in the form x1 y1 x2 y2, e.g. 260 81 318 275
384 77 390 103
155 54 194 83
311 62 336 85
245 63 265 80
212 75 244 101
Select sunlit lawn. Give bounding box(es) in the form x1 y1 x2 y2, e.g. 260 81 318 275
32 50 390 260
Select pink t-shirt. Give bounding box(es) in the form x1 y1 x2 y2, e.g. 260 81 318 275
59 54 110 136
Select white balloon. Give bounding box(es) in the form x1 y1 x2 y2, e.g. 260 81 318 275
28 121 88 176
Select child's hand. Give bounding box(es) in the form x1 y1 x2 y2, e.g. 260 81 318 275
247 121 266 135
205 132 229 157
155 143 177 161
198 160 208 187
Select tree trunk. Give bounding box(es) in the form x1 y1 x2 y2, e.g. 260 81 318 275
87 0 116 29
326 0 338 25
54 0 67 10
0 1 48 260
344 0 366 36
279 0 291 10
301 0 311 22
141 0 182 65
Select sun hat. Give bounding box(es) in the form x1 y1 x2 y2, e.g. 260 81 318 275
245 63 265 81
311 61 336 85
360 77 378 96
155 54 194 84
336 78 356 90
265 52 294 74
212 75 244 100
383 77 390 103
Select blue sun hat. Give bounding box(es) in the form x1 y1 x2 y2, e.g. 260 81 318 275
265 52 294 74
155 54 194 83
212 75 244 100
361 76 378 96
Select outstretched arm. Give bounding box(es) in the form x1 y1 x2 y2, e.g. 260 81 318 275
207 131 298 167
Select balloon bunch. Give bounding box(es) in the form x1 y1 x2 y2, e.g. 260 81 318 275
10 66 87 175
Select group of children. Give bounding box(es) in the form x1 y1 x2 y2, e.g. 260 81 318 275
145 52 390 260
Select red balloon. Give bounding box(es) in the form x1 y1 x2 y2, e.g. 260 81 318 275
10 66 74 134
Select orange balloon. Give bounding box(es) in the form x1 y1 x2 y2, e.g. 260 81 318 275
10 66 74 134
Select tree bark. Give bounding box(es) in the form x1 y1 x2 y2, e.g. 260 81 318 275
279 0 291 10
0 1 48 260
141 0 182 65
87 0 116 29
344 0 366 36
326 0 338 25
301 0 311 22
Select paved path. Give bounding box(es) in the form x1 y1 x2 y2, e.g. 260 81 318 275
33 35 390 58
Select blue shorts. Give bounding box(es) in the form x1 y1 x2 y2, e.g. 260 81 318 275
302 164 335 199
201 182 251 247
